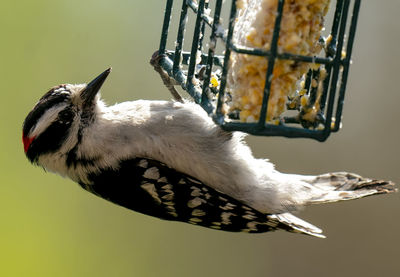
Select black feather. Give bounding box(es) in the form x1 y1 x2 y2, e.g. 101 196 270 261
82 158 290 233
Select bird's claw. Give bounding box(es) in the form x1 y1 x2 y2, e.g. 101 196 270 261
150 50 184 103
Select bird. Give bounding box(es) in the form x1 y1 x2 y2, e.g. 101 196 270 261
22 68 396 238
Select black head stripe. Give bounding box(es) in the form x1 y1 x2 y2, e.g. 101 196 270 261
23 86 71 136
25 104 75 162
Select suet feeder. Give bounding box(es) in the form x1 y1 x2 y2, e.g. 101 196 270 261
152 0 361 141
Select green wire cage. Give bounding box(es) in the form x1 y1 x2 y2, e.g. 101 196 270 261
152 0 361 141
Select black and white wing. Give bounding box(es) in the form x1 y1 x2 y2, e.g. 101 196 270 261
81 158 324 237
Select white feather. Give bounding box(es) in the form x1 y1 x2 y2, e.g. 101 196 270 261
28 104 67 138
34 84 395 215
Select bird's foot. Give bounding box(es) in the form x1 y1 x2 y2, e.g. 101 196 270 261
150 50 184 103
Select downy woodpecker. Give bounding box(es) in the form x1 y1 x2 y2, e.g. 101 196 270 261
22 68 396 238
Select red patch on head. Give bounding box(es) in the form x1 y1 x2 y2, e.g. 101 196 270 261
22 133 35 153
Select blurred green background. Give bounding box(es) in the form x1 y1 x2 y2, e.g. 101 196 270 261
1 0 399 276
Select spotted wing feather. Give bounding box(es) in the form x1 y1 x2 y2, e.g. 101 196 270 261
81 158 322 236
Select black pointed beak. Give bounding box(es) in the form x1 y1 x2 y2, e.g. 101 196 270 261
81 68 111 106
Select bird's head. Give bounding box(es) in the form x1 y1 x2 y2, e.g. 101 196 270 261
22 68 111 163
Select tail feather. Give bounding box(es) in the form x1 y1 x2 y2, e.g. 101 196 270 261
305 172 397 205
270 173 396 238
269 213 326 238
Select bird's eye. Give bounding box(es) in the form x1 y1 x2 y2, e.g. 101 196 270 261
58 109 74 123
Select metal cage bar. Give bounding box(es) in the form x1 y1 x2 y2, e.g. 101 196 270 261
202 0 224 108
257 0 285 127
332 0 361 132
155 0 361 141
186 0 206 102
215 0 237 123
323 0 351 138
